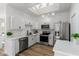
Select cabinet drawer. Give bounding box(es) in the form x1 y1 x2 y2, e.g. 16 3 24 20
28 36 34 47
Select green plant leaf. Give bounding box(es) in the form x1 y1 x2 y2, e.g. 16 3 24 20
72 33 79 39
6 32 13 36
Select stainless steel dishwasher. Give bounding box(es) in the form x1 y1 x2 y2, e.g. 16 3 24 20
19 37 28 52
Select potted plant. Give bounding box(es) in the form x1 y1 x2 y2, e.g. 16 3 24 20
6 32 13 37
72 33 79 46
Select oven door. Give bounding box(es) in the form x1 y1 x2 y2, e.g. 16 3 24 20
40 35 48 42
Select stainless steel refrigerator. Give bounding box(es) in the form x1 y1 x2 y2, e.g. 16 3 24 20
60 22 71 41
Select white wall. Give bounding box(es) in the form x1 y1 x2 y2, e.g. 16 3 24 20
0 3 6 33
70 3 79 33
0 3 6 48
70 3 79 46
0 3 6 19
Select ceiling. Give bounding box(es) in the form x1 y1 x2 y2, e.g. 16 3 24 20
8 3 72 15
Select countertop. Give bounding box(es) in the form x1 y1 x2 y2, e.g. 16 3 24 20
5 33 39 40
53 40 79 56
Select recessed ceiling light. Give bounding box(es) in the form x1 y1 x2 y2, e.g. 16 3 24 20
48 3 54 6
31 3 55 10
51 13 55 15
32 7 36 10
41 15 45 18
36 4 41 9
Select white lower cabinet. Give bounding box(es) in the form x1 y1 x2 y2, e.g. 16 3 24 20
4 39 16 56
33 35 36 44
28 35 35 47
15 39 19 54
0 37 4 48
4 38 19 56
49 34 53 46
36 35 40 43
28 35 39 47
28 35 32 47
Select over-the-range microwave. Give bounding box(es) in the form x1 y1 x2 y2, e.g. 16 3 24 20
41 24 50 29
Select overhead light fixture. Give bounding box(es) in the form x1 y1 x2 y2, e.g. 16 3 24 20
48 3 54 6
41 15 45 18
40 3 47 8
51 13 55 15
32 7 36 10
31 3 55 10
36 4 41 9
28 3 58 15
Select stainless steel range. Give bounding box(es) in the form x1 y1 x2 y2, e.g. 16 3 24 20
40 24 50 42
40 31 50 42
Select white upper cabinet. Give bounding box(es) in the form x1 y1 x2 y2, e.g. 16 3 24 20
6 6 27 30
8 16 25 30
32 25 38 29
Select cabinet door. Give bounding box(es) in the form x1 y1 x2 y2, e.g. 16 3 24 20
15 39 19 54
9 16 24 29
4 39 15 56
33 35 40 44
28 35 37 47
0 38 3 48
36 35 40 43
28 36 33 47
31 36 34 44
9 16 19 29
33 35 36 44
49 34 53 45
